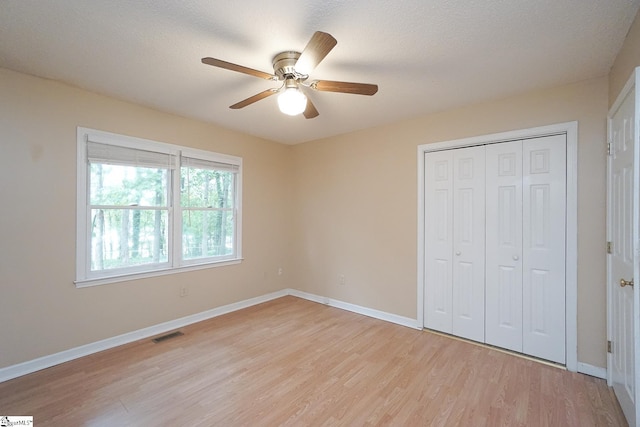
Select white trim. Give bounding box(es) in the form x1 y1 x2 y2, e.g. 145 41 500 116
74 258 243 288
0 285 597 384
565 122 579 372
417 121 579 372
0 289 418 383
76 128 89 282
0 289 287 383
419 122 574 152
634 67 640 427
607 115 615 388
416 146 426 329
577 362 607 379
234 161 243 267
288 289 421 329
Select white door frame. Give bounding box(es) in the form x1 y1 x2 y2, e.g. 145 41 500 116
606 67 640 425
417 121 578 372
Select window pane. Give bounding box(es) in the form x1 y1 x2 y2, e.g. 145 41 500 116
90 164 168 206
90 208 168 271
181 168 234 208
182 209 234 260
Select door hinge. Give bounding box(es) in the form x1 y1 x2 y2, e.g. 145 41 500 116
607 141 612 156
608 340 612 353
607 241 613 254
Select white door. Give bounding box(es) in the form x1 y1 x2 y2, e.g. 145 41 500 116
425 149 454 333
452 146 486 342
425 147 485 340
522 135 566 364
608 69 639 426
485 137 567 363
485 140 524 352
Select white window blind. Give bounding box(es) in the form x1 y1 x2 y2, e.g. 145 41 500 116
181 156 239 172
87 141 177 169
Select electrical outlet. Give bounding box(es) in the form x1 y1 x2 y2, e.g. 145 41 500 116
339 274 346 286
179 285 189 297
278 267 283 276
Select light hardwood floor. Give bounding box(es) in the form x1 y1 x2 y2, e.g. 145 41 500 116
0 296 627 426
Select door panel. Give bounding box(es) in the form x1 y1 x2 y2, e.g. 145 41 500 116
498 186 517 246
452 146 485 341
609 82 636 425
522 135 566 364
486 141 523 352
425 150 454 333
498 265 518 328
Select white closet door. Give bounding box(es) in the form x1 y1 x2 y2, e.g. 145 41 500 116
426 138 567 362
452 146 486 341
522 135 566 364
425 150 454 333
485 141 524 352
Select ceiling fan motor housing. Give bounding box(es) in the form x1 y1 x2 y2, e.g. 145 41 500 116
272 51 306 81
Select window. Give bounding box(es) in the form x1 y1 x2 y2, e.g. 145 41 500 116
76 128 242 286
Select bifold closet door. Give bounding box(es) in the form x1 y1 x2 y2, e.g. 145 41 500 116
521 135 566 363
485 141 524 353
451 147 485 341
425 146 485 342
425 149 454 334
485 136 566 363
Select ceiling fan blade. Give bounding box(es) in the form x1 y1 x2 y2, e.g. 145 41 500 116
202 57 277 80
303 98 319 119
294 31 337 75
310 80 378 96
229 89 278 109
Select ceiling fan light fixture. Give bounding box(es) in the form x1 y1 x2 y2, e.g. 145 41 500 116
277 86 307 116
202 31 377 119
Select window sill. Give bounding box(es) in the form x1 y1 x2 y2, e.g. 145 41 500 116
75 258 244 288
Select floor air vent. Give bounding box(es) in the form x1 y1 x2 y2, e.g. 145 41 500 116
152 331 184 343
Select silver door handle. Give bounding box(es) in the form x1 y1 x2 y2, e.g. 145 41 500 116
513 255 519 261
455 251 461 256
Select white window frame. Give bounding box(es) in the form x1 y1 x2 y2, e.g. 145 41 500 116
76 127 243 287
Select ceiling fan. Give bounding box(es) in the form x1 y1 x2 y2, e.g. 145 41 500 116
201 31 378 119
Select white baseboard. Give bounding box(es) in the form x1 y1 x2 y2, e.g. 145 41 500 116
0 288 600 383
0 289 288 383
287 289 420 330
577 362 607 379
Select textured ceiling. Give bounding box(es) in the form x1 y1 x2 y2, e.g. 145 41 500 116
1 0 638 144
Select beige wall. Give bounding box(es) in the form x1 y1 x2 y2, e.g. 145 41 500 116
291 77 609 367
0 68 293 368
610 8 640 106
5 22 635 370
